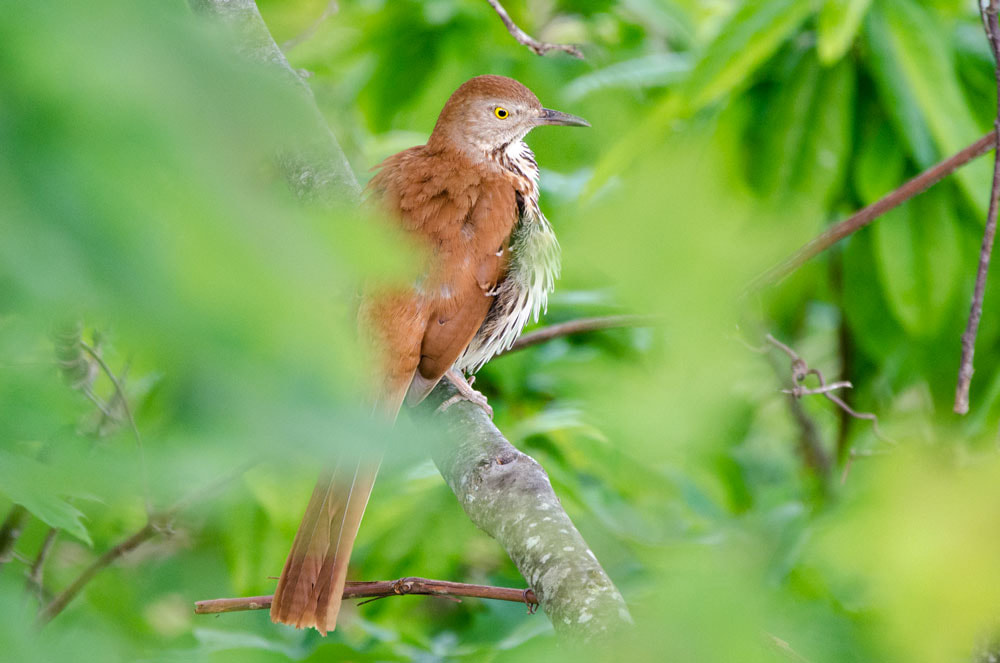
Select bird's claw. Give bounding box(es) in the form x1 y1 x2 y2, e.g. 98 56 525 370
438 370 494 418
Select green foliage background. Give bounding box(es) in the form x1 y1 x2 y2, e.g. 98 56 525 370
4 0 1000 660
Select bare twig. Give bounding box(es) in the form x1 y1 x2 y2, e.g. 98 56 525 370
955 0 1000 415
26 528 58 602
81 386 117 423
767 632 813 663
194 577 539 614
499 314 653 356
281 0 338 51
37 522 156 625
763 350 831 478
765 334 893 445
486 0 584 58
781 381 853 397
80 341 150 514
748 130 998 292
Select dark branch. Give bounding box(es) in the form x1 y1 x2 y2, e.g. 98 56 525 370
955 0 1000 415
37 522 157 625
0 505 29 569
748 130 998 292
486 0 584 58
194 578 538 614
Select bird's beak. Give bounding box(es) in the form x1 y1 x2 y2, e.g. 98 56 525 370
536 108 590 127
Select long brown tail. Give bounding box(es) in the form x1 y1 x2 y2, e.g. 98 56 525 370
270 369 413 634
269 454 380 634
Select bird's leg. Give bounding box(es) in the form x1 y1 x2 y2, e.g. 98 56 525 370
437 369 493 418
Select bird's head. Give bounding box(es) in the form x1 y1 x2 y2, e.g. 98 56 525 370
429 75 589 156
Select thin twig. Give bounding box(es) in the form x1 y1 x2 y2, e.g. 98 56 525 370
955 0 1000 415
781 381 853 397
764 350 831 478
281 0 338 51
194 577 538 614
499 314 653 356
26 529 58 602
36 464 250 626
37 522 156 625
767 632 813 663
80 341 151 515
765 335 893 445
81 386 117 422
485 0 584 58
748 130 998 292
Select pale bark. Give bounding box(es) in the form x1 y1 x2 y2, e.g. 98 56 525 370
426 382 632 640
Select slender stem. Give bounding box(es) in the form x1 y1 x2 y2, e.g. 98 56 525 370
80 341 151 514
485 0 584 58
765 334 892 445
748 130 998 292
194 578 539 614
26 529 58 601
954 1 1000 415
281 0 338 51
499 314 653 356
37 523 155 625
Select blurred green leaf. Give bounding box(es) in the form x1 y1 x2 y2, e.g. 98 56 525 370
564 53 692 101
865 0 990 213
852 115 906 204
872 189 962 336
751 51 854 205
0 451 91 545
817 0 873 64
681 0 818 112
587 0 816 198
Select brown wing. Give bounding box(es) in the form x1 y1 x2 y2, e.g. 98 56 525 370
416 181 515 381
364 146 518 404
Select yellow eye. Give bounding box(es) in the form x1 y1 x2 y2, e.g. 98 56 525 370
494 107 509 119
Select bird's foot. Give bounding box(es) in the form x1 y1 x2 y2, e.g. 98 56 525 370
437 370 493 418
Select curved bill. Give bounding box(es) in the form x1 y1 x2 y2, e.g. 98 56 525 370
536 108 590 127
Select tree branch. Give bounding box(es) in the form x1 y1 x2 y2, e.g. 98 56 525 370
748 130 997 292
26 528 57 602
37 521 157 625
499 314 652 356
954 0 1000 415
486 0 584 58
194 578 538 614
422 381 632 641
190 0 360 206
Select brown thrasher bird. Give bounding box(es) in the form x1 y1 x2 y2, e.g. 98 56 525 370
269 75 588 634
